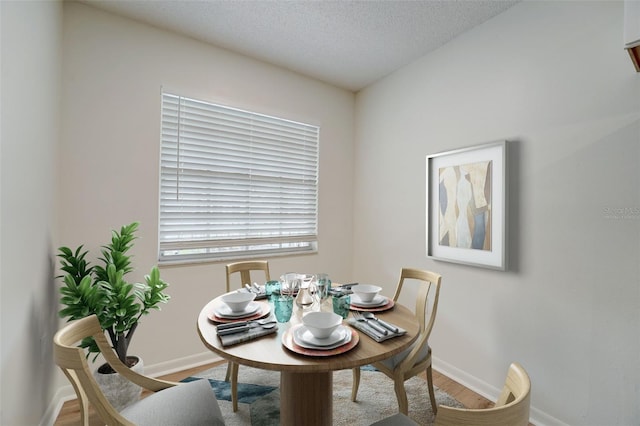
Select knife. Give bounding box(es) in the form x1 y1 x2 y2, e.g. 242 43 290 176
370 317 399 333
217 325 251 335
364 318 388 335
217 319 277 335
359 321 385 340
217 321 248 331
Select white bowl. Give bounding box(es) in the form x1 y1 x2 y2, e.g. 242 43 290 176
351 284 382 303
302 312 342 339
221 292 256 313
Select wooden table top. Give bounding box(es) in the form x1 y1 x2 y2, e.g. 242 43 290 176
197 296 420 374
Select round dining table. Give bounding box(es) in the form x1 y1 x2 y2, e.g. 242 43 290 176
197 295 420 426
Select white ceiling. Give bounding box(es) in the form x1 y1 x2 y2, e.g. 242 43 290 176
81 0 519 92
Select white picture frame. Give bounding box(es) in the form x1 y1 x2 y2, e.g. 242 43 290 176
426 140 507 271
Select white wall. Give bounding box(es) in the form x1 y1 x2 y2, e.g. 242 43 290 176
353 1 639 425
58 0 354 389
6 1 637 425
0 1 62 424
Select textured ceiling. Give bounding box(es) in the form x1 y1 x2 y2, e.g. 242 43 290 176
82 0 519 92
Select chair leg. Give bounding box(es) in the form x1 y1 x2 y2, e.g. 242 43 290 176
231 362 239 412
351 367 361 402
394 377 409 415
78 393 90 426
224 361 232 382
426 364 437 415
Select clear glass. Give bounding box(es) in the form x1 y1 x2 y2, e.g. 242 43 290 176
315 273 331 303
280 273 300 297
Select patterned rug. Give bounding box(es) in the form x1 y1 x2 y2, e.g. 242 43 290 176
182 363 463 425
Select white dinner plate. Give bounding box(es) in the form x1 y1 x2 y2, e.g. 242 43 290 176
349 294 388 307
293 325 351 349
214 301 261 319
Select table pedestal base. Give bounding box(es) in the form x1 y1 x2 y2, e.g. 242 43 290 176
280 371 332 426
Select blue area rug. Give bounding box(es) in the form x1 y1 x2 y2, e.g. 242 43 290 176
182 363 462 425
181 375 277 405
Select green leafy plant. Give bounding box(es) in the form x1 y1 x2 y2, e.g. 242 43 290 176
57 222 170 371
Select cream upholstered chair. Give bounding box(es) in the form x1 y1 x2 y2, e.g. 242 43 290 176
434 362 531 426
352 268 442 415
54 315 225 426
224 260 271 412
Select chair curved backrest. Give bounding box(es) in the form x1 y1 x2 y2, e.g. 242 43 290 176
225 260 270 292
392 267 441 374
53 315 176 425
434 362 531 426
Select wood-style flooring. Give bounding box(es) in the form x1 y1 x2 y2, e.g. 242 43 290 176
54 362 501 425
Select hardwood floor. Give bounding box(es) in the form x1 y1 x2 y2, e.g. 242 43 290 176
54 362 497 425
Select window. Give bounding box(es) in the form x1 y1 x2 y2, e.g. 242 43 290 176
159 92 319 263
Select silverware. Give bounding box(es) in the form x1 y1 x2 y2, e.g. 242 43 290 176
217 319 276 335
217 318 274 330
329 283 357 296
244 283 263 294
352 311 387 336
338 282 358 289
362 312 399 333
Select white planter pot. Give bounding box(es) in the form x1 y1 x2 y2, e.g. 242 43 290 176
94 356 144 411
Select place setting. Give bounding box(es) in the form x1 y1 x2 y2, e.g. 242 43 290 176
282 311 359 356
348 284 395 312
208 291 271 323
208 292 278 346
332 284 405 342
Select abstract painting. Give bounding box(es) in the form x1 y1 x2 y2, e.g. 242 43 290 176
438 160 492 250
426 141 507 270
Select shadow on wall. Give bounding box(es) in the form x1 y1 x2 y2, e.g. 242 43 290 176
506 139 523 274
493 118 640 425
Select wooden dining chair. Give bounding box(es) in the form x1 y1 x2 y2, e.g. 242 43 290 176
224 260 271 412
434 362 531 426
225 260 271 292
54 315 225 426
351 267 442 415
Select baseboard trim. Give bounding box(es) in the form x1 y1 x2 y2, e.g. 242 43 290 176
432 356 502 401
432 356 570 426
40 351 224 426
143 351 223 377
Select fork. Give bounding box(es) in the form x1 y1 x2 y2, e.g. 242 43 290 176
362 312 399 333
353 311 388 335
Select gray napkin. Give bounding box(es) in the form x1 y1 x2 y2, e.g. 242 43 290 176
217 326 276 347
217 319 277 347
347 319 406 343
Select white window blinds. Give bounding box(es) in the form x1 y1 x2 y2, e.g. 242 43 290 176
159 92 319 263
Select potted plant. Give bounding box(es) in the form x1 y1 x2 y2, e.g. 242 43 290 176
57 222 170 409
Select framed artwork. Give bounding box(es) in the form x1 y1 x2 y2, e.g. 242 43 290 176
426 141 507 270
